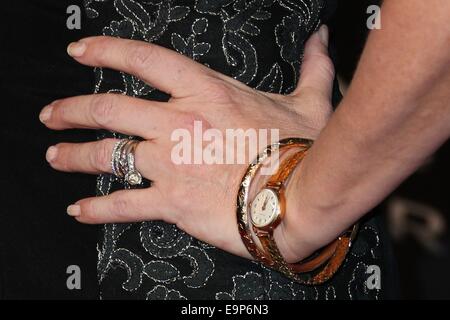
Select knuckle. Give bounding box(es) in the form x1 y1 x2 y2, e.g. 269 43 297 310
125 44 154 71
204 80 236 105
92 139 113 172
304 53 335 78
50 99 74 125
319 55 335 78
78 201 97 223
291 90 332 132
50 99 64 120
54 144 72 171
311 108 332 129
176 112 211 133
90 94 117 126
91 38 110 64
112 194 132 220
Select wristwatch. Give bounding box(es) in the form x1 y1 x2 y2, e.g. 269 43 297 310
237 138 312 267
249 147 358 284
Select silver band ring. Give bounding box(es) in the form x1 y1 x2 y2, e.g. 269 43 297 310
111 139 127 178
111 139 143 186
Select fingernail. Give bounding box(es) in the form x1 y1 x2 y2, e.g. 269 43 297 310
39 105 53 123
318 25 329 47
67 205 81 217
67 41 86 57
46 146 58 162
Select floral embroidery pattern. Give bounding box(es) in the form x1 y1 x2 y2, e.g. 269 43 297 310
171 18 211 59
85 0 385 300
146 285 187 300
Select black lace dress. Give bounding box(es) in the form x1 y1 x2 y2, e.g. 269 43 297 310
82 0 398 300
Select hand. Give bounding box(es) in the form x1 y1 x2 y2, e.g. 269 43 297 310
40 26 335 262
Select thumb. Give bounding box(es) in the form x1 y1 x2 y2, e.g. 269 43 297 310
292 25 335 100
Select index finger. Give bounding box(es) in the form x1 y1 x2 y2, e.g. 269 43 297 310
67 36 212 98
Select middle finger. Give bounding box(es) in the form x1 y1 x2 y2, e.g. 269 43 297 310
40 93 178 139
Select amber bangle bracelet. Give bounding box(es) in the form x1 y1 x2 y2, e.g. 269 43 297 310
236 137 359 284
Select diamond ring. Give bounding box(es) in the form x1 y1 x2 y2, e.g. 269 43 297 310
111 139 143 186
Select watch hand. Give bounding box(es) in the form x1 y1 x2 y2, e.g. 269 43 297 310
261 196 269 211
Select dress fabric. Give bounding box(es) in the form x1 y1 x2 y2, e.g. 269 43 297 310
83 0 395 300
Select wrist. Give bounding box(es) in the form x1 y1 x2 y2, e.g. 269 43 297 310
273 154 332 263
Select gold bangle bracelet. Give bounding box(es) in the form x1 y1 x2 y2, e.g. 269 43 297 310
236 138 310 267
236 137 359 284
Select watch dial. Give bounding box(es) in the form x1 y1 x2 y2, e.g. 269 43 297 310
250 188 280 228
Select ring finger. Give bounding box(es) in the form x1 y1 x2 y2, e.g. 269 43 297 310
46 138 163 179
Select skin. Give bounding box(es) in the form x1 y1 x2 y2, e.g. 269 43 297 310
40 0 450 264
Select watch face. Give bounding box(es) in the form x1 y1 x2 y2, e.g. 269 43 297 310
250 188 280 228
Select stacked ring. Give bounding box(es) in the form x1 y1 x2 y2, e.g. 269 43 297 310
111 139 143 186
